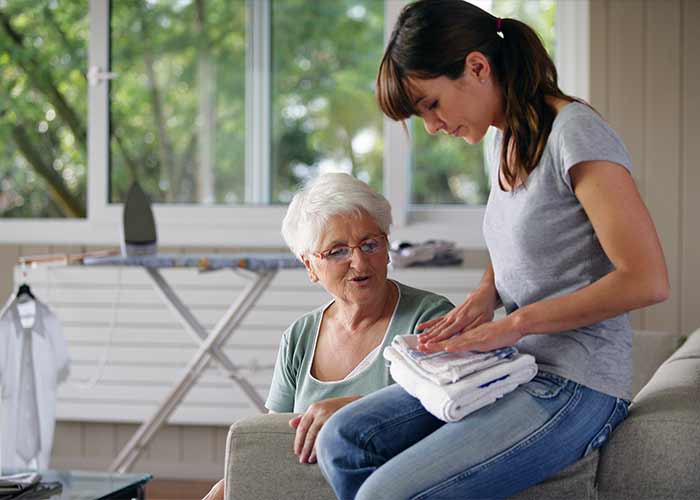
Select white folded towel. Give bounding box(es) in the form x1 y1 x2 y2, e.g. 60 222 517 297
392 335 517 385
384 346 537 422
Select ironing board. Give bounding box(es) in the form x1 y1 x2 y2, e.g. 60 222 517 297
78 253 304 473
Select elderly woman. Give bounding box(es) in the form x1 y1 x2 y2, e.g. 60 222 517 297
202 172 453 500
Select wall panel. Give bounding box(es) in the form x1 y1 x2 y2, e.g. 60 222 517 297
681 0 700 336
641 0 681 334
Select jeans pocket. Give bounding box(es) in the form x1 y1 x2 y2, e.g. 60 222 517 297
521 372 569 400
583 398 629 456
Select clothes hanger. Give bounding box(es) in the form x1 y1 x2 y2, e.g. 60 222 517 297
16 283 36 300
16 258 36 301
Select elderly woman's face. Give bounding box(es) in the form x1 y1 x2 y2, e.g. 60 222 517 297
304 211 389 305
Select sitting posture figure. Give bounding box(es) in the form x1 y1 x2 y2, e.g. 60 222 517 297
202 172 453 500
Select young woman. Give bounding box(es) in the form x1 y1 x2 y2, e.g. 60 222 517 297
315 1 669 499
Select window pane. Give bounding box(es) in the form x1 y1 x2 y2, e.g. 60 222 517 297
110 0 246 204
271 0 384 203
411 0 556 206
0 0 88 218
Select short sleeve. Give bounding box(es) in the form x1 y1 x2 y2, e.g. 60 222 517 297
558 108 633 192
265 330 297 412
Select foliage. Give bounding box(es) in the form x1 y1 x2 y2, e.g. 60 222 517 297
0 0 88 217
270 0 384 202
110 0 247 204
0 0 556 217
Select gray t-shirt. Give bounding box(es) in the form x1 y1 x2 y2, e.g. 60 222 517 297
483 102 634 400
265 280 454 413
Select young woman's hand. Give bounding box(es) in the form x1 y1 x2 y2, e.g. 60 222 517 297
289 395 360 464
419 316 523 353
417 285 499 347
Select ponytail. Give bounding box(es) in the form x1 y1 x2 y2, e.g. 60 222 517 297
495 17 570 188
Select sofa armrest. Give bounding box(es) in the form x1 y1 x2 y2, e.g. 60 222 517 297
598 329 700 500
631 329 679 396
224 413 334 500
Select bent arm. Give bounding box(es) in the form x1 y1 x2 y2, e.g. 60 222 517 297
509 161 669 337
431 161 669 353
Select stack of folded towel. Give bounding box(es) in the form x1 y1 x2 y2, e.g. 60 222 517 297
384 335 537 422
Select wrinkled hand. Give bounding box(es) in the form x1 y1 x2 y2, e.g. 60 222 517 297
289 396 359 464
419 317 522 353
201 479 224 500
417 286 498 347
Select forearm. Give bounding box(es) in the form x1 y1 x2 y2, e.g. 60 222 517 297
508 268 669 337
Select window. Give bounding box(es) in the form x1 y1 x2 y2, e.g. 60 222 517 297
0 0 88 218
109 0 246 205
270 0 384 202
1 0 588 248
109 0 384 206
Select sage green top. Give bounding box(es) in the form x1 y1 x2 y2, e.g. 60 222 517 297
265 280 454 413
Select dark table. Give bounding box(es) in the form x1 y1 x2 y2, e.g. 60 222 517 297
3 470 152 500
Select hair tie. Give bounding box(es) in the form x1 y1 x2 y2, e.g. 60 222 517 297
496 17 503 33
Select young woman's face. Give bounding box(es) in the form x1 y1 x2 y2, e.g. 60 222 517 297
407 54 503 144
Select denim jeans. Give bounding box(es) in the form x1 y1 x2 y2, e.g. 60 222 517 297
316 371 629 500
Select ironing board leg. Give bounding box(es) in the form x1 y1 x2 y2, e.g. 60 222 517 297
109 270 277 473
144 268 267 411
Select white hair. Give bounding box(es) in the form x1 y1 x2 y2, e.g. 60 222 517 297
281 173 392 259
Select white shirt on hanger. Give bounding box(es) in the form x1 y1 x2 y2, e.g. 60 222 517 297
0 295 70 470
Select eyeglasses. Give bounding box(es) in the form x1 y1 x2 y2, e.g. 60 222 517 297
312 233 387 264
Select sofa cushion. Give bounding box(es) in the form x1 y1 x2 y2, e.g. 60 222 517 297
225 415 603 500
597 329 700 500
508 450 599 500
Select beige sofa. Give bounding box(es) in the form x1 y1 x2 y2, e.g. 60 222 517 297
224 329 700 500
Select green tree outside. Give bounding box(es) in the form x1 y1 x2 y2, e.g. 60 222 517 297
0 0 555 218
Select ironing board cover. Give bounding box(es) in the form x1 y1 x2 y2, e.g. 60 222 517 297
81 253 303 272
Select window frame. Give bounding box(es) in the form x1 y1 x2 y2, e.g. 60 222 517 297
1 0 588 249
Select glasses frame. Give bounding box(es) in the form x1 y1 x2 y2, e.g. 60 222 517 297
311 233 388 263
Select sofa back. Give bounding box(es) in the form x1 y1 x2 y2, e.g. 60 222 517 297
597 328 700 500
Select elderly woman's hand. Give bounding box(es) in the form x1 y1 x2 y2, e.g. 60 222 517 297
201 479 224 500
290 396 360 464
417 285 499 348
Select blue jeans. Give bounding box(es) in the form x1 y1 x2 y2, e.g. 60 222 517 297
316 372 629 500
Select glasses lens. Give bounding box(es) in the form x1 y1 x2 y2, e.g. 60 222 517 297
326 247 351 261
360 239 380 254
